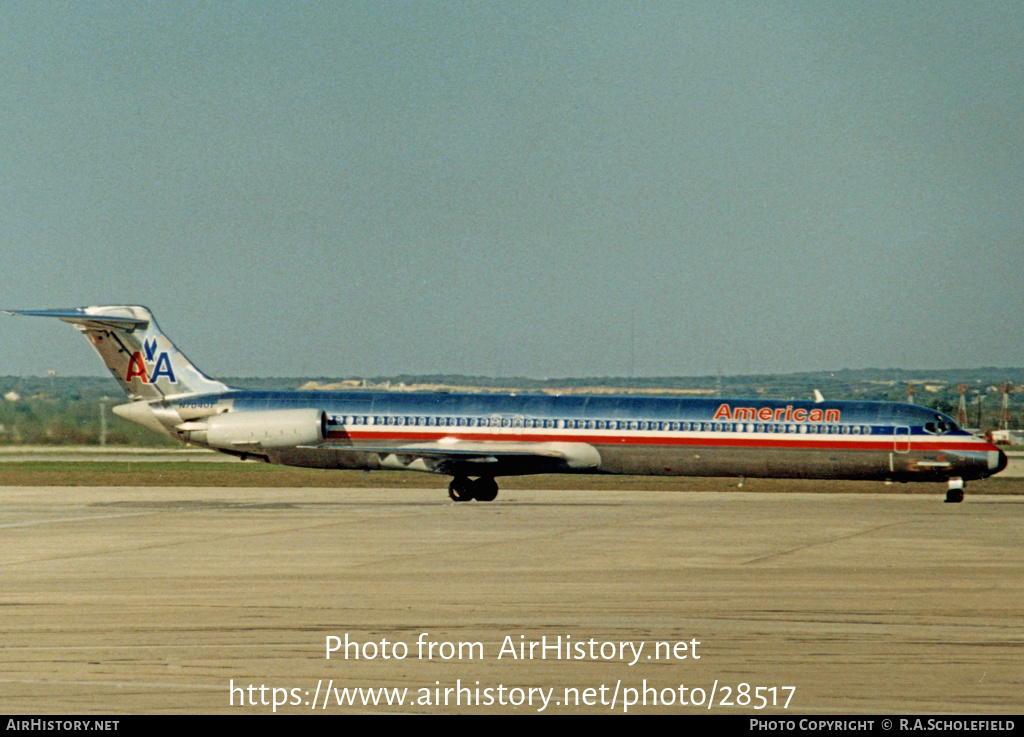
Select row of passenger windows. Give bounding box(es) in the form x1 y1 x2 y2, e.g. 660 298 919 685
331 415 875 435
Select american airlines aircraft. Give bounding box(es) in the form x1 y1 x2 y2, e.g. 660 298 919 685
7 305 1007 503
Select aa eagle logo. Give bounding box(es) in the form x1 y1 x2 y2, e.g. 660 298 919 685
124 338 176 384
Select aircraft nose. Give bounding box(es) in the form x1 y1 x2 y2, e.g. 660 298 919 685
990 448 1008 476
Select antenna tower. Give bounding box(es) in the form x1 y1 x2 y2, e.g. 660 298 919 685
1000 382 1014 430
956 384 968 427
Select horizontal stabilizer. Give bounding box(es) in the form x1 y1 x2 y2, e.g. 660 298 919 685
5 308 149 329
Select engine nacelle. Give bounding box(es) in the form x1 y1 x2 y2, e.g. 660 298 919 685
184 409 326 450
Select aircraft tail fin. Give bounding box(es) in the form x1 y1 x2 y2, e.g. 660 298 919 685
6 306 230 401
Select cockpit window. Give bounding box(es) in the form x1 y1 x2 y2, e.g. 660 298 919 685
923 414 957 435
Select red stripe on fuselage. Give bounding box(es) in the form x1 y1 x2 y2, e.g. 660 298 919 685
327 429 990 453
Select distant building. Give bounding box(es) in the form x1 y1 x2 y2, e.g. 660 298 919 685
991 429 1023 446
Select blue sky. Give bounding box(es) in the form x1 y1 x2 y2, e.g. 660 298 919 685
2 2 1022 379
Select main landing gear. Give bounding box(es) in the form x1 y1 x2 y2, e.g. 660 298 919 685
944 477 964 504
448 476 499 502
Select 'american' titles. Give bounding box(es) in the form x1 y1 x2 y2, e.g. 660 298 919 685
713 404 840 424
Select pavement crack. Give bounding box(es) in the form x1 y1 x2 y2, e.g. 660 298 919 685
740 521 907 565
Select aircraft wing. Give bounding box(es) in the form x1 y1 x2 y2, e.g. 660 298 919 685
300 440 601 477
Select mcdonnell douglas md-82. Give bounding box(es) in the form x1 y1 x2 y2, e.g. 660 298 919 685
7 305 1007 503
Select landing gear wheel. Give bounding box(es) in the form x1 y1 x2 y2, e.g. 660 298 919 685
448 477 473 502
471 477 499 502
447 477 499 502
945 477 964 503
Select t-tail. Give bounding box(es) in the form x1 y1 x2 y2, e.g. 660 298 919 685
6 306 230 401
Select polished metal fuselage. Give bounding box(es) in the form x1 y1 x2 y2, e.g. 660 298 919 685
166 389 1007 483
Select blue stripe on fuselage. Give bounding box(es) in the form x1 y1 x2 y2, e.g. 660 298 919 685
181 390 970 439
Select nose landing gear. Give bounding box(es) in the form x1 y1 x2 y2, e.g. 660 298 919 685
448 476 499 502
944 477 964 504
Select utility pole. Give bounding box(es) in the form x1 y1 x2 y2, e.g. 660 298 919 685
1000 383 1013 431
99 396 109 446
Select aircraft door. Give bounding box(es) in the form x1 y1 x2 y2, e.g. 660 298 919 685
894 425 911 453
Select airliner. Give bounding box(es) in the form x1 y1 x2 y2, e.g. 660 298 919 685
7 305 1007 503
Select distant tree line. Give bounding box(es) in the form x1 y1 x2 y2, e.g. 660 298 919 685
1 369 1021 446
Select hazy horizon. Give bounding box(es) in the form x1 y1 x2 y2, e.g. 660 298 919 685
4 3 1022 379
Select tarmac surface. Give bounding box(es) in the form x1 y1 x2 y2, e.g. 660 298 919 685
0 485 1021 714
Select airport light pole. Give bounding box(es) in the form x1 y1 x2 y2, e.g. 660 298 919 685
99 396 109 446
